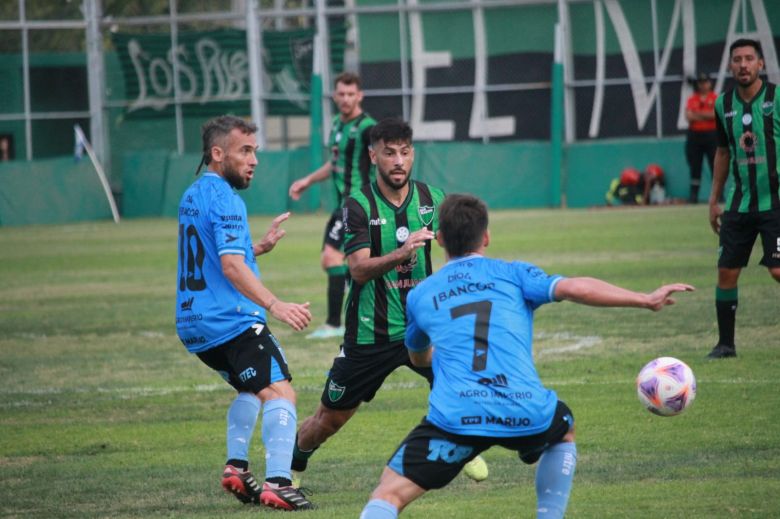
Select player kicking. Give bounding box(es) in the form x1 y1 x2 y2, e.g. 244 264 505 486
359 194 693 519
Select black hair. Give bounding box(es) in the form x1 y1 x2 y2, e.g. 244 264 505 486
438 194 489 258
369 117 413 146
196 115 257 175
729 38 763 59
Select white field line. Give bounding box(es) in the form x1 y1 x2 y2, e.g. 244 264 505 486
534 331 602 357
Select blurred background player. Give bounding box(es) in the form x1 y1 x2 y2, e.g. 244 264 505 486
291 118 486 485
359 194 694 519
685 73 719 203
708 39 780 359
289 72 376 340
605 165 666 206
176 115 314 510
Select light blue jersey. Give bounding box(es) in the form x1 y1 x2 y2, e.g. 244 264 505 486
176 172 265 353
405 255 563 437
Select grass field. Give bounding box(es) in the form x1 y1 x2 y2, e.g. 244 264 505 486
1 205 778 518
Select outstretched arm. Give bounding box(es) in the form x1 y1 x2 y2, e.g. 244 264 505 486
554 277 694 312
289 162 332 200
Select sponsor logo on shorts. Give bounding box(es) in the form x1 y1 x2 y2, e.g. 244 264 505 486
238 367 257 382
427 439 473 463
461 416 482 425
182 335 206 346
328 380 346 402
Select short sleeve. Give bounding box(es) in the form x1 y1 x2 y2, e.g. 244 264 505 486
210 191 249 256
715 96 729 148
343 196 369 255
513 262 564 309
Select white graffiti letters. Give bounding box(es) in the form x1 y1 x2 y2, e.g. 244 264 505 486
127 37 249 112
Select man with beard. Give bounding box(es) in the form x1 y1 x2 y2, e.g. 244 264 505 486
289 72 376 340
707 39 780 359
291 118 487 483
176 115 314 510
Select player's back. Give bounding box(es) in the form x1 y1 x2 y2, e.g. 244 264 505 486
406 255 562 437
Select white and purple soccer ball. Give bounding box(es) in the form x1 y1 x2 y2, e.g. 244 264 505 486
636 357 696 417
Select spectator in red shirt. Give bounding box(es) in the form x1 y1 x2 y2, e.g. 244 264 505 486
685 73 719 203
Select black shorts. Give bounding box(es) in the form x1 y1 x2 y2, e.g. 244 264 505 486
196 323 291 394
320 341 434 410
322 209 345 251
386 401 574 490
718 208 780 268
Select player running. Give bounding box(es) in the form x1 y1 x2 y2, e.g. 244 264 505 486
289 72 376 340
359 194 693 519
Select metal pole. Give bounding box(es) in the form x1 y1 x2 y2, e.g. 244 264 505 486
651 0 662 138
315 0 332 141
550 22 564 208
246 0 267 149
19 0 32 160
169 0 184 154
84 0 106 164
398 0 410 122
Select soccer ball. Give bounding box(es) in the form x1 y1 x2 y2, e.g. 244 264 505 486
636 357 696 416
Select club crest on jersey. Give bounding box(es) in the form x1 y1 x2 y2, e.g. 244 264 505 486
396 226 410 243
418 205 435 226
328 380 346 402
762 101 774 116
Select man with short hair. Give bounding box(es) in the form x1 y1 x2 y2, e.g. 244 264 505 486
708 38 780 359
359 194 694 519
291 118 486 483
289 72 376 340
176 115 314 510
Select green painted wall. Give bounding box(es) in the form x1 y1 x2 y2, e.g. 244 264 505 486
0 137 712 227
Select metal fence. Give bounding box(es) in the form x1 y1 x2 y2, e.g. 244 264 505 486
0 0 778 172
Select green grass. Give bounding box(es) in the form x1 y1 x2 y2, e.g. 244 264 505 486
1 205 778 518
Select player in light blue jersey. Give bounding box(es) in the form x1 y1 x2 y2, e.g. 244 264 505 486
360 194 694 519
176 115 314 511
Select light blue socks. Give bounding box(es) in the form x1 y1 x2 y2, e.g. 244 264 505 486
536 442 577 519
262 398 297 480
226 392 261 462
360 498 398 519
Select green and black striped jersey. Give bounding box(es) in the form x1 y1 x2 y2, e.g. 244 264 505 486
328 113 376 208
342 180 445 346
715 81 780 213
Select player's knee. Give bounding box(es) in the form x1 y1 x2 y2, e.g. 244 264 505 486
769 267 780 283
258 380 296 404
